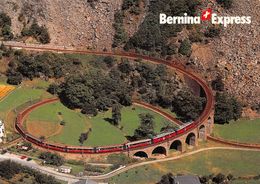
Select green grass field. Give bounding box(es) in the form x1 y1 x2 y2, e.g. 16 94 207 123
109 150 260 184
0 83 52 135
26 101 177 147
213 119 260 143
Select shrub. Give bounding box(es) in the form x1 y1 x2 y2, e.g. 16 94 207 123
217 0 233 9
205 27 221 38
21 21 50 44
179 39 192 56
39 152 64 166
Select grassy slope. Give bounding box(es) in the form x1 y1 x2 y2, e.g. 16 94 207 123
0 83 52 134
213 119 260 143
109 150 260 184
28 102 91 146
26 102 176 147
84 105 175 147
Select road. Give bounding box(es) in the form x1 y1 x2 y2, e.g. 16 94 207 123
1 146 260 183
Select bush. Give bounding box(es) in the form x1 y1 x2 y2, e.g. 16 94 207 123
0 13 13 41
211 75 225 91
21 21 50 44
217 0 233 9
179 39 192 56
39 152 64 166
205 27 221 38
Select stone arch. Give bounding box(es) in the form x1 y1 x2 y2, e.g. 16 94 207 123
198 125 206 140
133 151 148 158
152 146 167 156
170 140 182 152
185 132 196 146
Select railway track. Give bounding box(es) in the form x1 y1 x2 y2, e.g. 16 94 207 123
4 42 214 154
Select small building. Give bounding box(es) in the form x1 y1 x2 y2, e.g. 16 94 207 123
0 120 5 143
172 175 201 184
57 166 72 174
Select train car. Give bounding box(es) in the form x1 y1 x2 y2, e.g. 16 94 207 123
126 139 152 150
95 145 124 153
153 132 170 144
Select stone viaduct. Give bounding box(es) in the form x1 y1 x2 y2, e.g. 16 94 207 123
127 111 214 159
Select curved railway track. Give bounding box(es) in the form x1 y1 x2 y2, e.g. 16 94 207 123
5 42 214 154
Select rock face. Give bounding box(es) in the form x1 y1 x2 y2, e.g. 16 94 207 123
191 0 260 106
212 0 260 106
0 0 122 50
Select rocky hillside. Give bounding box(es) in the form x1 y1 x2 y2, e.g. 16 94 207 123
191 0 259 107
0 0 122 50
0 0 259 108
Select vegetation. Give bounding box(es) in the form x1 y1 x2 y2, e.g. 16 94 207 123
109 150 260 184
216 0 233 9
21 21 50 44
205 26 221 38
134 113 155 139
111 103 122 125
112 11 128 48
214 92 242 124
211 75 225 91
79 131 90 145
0 12 13 41
124 0 200 56
107 153 137 169
179 39 192 56
27 100 171 146
213 119 260 143
7 52 83 84
28 101 90 146
58 70 133 113
157 173 234 184
122 0 141 15
39 152 64 166
0 160 61 184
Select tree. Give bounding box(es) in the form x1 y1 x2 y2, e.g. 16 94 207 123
1 25 14 40
103 56 115 68
172 89 205 122
157 173 174 184
39 152 64 166
215 92 242 124
112 103 122 125
134 113 155 139
7 71 23 85
0 13 11 27
211 75 225 91
79 132 89 145
179 39 191 56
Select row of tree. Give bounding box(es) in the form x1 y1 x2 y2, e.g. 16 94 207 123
7 51 83 85
157 173 235 184
0 160 61 184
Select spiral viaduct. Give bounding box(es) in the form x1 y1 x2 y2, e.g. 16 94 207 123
5 42 215 158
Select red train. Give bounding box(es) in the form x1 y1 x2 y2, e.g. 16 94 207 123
15 103 199 154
